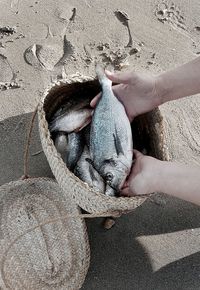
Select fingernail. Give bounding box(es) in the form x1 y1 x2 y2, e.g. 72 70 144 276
123 181 129 188
90 100 95 107
105 70 112 76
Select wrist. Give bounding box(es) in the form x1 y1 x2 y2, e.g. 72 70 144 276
144 156 164 193
149 158 167 193
155 74 172 105
154 161 176 194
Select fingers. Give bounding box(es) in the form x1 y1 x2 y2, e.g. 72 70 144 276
105 70 133 84
90 82 125 109
90 93 101 108
120 187 132 196
90 84 122 109
133 149 144 159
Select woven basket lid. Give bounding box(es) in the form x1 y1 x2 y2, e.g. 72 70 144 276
0 177 90 290
38 74 167 214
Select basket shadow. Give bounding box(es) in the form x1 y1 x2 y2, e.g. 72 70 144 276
82 217 153 290
0 112 53 186
149 252 200 290
124 196 200 236
82 198 200 289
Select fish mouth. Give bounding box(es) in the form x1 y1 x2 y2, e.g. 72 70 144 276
106 171 127 188
106 180 121 196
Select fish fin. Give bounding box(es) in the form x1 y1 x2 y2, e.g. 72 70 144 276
88 165 99 182
85 158 94 167
113 132 124 156
86 158 102 177
49 122 56 132
74 116 92 132
95 63 112 86
103 158 117 167
105 185 117 197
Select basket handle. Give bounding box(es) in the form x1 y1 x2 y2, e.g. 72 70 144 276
21 104 39 179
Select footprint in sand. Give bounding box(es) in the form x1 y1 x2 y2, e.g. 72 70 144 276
155 1 187 32
0 26 16 37
24 36 75 71
155 1 200 53
55 6 84 33
0 54 14 82
0 54 20 90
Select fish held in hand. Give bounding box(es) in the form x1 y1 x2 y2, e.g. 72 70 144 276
89 64 133 192
105 184 117 197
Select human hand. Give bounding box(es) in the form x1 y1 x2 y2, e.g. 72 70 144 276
91 70 162 121
121 150 161 196
121 149 200 206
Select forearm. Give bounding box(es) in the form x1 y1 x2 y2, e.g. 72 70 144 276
156 161 200 205
157 56 200 104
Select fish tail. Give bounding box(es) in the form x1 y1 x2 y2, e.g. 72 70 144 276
49 121 55 132
95 64 112 86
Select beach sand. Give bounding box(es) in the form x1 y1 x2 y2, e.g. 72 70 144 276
0 0 200 289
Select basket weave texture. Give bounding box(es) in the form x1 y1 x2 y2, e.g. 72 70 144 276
0 178 90 290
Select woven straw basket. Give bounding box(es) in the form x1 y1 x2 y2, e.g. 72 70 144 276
38 74 167 214
0 178 90 290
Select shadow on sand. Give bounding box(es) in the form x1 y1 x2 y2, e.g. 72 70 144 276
82 197 200 290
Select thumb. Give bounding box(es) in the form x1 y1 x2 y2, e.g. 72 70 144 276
105 70 133 84
133 149 144 159
120 187 133 197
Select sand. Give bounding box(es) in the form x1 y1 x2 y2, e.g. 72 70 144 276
0 0 200 289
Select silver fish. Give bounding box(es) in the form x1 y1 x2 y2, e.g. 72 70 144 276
74 146 105 193
51 94 91 120
54 132 68 161
89 64 133 193
105 184 117 197
66 131 84 171
49 107 93 133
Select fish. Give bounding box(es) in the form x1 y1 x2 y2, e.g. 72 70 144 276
66 131 84 171
89 64 133 194
82 124 91 148
74 146 105 193
49 107 93 133
105 184 117 197
49 95 94 133
54 132 68 161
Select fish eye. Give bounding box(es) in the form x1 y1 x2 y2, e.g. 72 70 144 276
105 172 113 182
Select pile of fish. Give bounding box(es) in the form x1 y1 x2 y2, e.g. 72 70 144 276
49 65 133 197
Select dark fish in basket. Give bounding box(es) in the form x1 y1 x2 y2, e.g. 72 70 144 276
53 131 83 171
54 132 68 161
82 124 91 148
74 146 105 193
66 131 84 171
89 64 133 195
